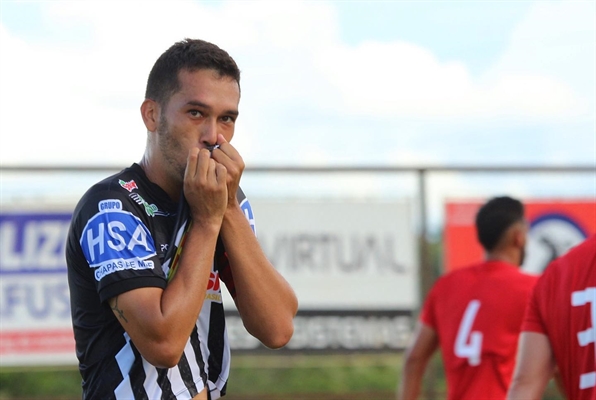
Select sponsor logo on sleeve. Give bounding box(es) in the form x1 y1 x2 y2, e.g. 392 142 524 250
129 193 169 217
80 199 156 281
240 198 256 235
119 179 138 193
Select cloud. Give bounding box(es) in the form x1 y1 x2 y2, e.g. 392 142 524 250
0 0 593 168
0 0 338 165
318 39 584 119
489 0 595 99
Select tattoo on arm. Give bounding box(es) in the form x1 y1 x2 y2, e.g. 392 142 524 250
110 296 128 323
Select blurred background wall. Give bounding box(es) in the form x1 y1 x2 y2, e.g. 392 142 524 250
1 165 592 400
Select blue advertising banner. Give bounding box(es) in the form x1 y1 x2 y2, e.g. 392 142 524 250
0 211 76 366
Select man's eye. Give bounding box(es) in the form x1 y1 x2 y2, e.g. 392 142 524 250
221 116 235 123
189 110 202 117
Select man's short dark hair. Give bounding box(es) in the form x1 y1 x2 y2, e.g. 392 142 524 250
475 196 524 251
145 38 241 107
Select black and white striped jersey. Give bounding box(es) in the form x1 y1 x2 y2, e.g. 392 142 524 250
66 163 249 399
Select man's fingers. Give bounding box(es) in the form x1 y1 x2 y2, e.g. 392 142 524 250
215 163 227 185
212 134 239 162
207 158 217 181
216 134 228 146
196 148 212 179
185 148 200 180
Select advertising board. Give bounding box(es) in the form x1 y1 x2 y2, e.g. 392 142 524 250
227 199 419 353
0 212 76 366
0 199 418 365
444 199 596 274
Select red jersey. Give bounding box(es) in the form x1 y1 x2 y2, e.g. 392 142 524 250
522 234 596 400
420 260 538 400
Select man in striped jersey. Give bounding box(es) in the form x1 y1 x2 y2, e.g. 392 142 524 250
66 38 298 400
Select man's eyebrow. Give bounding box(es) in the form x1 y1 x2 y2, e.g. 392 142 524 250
186 100 239 116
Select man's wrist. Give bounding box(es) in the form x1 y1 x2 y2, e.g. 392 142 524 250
190 216 224 234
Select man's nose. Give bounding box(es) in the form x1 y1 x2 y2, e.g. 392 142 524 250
200 118 218 147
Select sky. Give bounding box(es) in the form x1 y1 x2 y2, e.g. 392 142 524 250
0 0 594 167
0 0 595 219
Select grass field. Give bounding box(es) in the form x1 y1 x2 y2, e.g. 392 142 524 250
0 352 564 400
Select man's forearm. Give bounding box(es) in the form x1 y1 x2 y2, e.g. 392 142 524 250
506 332 555 400
397 323 438 400
507 379 546 400
397 359 426 400
120 222 220 367
220 205 298 347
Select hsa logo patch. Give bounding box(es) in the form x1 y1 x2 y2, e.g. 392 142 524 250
80 199 156 280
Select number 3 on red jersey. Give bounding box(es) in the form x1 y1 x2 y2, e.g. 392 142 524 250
454 299 483 366
572 287 596 390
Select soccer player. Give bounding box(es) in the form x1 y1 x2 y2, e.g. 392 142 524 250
507 234 596 400
398 196 538 400
66 39 298 399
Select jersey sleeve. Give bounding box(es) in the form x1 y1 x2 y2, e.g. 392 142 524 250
73 189 167 303
521 265 552 334
236 186 256 236
216 238 236 299
218 187 258 299
420 280 440 329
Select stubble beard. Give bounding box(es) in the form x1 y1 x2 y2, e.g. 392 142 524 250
157 114 186 186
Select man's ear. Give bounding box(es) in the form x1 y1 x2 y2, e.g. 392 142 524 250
512 222 527 248
140 99 160 132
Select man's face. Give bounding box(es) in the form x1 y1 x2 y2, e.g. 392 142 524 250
156 68 240 180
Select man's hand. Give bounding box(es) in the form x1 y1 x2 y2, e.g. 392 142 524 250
210 133 245 208
184 147 228 227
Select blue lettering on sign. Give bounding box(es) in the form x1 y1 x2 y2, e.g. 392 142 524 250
240 198 256 235
0 213 72 274
0 281 70 319
80 201 156 278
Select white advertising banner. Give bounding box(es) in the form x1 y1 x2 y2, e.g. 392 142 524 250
223 198 419 352
243 199 419 310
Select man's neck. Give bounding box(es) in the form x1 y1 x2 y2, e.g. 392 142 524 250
139 154 181 202
486 250 519 267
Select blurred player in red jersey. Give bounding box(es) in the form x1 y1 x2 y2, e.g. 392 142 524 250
507 234 596 400
398 196 539 400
